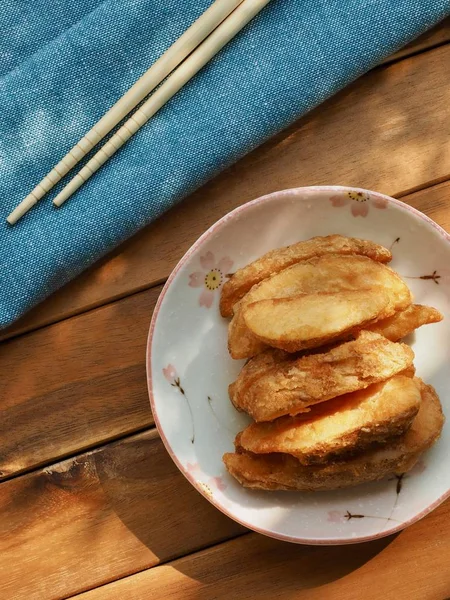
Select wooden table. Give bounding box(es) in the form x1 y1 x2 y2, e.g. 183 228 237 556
1 20 450 600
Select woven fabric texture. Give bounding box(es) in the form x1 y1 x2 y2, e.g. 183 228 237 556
1 0 449 327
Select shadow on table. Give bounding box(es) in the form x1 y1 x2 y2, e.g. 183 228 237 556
93 42 447 596
94 430 397 597
93 431 246 564
171 532 398 598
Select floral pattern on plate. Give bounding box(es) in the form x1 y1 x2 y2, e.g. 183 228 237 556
163 364 195 443
188 251 233 308
330 190 388 217
149 186 450 544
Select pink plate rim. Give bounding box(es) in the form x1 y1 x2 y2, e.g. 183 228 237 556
146 185 450 545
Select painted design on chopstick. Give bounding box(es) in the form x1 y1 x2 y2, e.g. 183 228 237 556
329 191 388 217
189 252 233 308
163 364 195 443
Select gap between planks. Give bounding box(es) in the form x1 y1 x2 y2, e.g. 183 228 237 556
0 22 450 600
0 428 248 600
1 32 450 342
63 532 252 600
67 499 450 600
0 284 163 480
0 276 167 344
0 180 450 589
2 177 450 347
0 180 449 482
378 16 450 66
0 422 155 485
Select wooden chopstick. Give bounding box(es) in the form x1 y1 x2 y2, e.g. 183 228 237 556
7 0 245 225
52 0 271 210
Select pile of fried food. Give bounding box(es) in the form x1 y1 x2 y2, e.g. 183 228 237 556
220 235 444 492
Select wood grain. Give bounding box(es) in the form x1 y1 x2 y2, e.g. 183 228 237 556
383 16 450 64
2 26 450 600
2 42 450 341
0 287 161 478
75 499 450 600
0 430 246 600
401 180 450 232
1 182 449 480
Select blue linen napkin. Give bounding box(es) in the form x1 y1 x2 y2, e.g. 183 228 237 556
1 0 449 328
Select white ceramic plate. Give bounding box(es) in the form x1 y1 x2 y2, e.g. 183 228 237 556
147 186 450 545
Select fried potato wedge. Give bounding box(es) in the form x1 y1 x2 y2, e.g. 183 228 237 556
242 290 391 352
220 235 392 317
238 376 420 464
230 331 415 421
366 304 443 341
223 379 444 491
228 347 289 412
228 254 411 359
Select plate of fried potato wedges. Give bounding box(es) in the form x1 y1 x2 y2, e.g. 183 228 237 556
148 186 449 544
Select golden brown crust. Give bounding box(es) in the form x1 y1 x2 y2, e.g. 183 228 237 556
237 376 421 464
227 254 411 360
366 304 443 341
223 378 444 491
242 290 392 353
228 349 289 411
231 331 415 421
220 235 392 317
399 365 416 378
228 306 268 358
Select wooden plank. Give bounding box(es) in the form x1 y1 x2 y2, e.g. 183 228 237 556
75 499 450 600
401 180 450 232
0 430 246 600
384 17 450 64
1 182 449 479
0 287 161 478
2 44 450 341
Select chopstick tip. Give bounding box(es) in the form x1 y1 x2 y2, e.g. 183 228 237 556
6 210 20 225
6 194 39 225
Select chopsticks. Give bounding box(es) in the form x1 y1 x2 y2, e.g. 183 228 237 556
6 0 243 225
7 0 271 224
